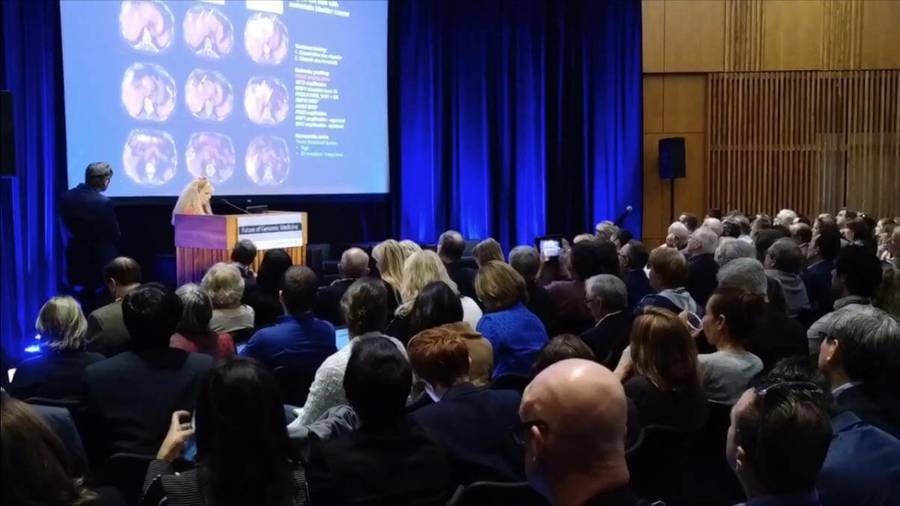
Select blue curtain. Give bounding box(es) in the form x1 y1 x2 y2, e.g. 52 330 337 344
0 0 66 358
391 0 643 248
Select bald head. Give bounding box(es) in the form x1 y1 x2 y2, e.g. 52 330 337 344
340 248 370 279
438 230 466 261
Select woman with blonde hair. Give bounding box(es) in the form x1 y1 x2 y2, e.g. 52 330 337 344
9 296 104 401
372 239 405 315
171 177 214 225
398 239 423 260
472 238 504 267
386 250 482 343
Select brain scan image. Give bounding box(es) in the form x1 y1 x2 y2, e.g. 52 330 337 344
183 5 234 59
119 0 175 54
244 13 289 65
185 133 236 184
122 129 178 186
121 63 177 121
246 136 290 186
244 77 289 125
185 69 234 121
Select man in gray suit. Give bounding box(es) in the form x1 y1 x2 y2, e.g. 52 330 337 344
85 257 142 356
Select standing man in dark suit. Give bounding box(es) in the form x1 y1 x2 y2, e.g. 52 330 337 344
59 162 120 307
314 247 369 326
581 274 633 369
438 230 478 301
802 225 841 323
85 257 142 356
685 226 720 308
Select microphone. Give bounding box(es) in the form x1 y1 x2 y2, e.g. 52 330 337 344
614 205 633 227
219 197 250 214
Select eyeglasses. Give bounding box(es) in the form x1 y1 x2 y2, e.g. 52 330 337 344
512 419 548 446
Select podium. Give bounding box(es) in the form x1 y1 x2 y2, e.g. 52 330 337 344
173 212 307 286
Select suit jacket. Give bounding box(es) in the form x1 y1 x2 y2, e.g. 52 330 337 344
687 253 719 308
746 305 808 372
86 300 131 356
9 349 105 401
834 384 900 439
445 260 478 301
313 278 356 326
411 383 524 484
306 417 455 506
580 311 634 369
59 184 120 287
82 348 213 460
525 282 556 335
802 259 835 322
625 269 652 310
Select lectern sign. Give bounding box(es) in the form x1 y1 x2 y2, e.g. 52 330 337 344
237 214 304 250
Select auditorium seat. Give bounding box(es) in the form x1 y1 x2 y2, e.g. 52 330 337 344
447 481 548 506
102 452 156 506
273 365 317 407
490 373 532 393
626 424 702 505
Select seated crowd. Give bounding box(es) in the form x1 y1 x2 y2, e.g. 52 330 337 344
2 207 900 506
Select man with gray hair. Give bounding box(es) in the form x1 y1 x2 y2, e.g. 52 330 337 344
764 238 810 319
509 245 554 332
774 208 798 227
686 226 720 307
594 221 619 243
702 217 724 237
665 221 690 251
715 237 756 267
314 247 370 326
818 305 900 437
718 258 807 370
581 274 632 368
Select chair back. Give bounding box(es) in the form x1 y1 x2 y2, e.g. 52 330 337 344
104 452 156 506
228 327 255 344
687 401 745 505
626 424 700 505
273 365 317 407
25 396 82 409
447 481 548 506
490 373 531 393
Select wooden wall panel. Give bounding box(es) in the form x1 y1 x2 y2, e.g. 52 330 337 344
664 0 725 72
861 1 900 69
642 133 670 247
724 0 763 71
762 0 823 71
662 75 706 132
643 76 664 133
822 0 863 70
642 1 665 73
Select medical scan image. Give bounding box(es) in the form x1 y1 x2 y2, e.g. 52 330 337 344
119 0 175 54
122 129 178 186
185 132 236 184
244 13 289 65
183 5 235 59
185 69 234 121
121 63 177 122
244 77 289 125
246 136 290 186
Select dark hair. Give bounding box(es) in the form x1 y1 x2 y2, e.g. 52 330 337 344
103 256 142 286
257 249 292 296
571 241 619 280
791 224 812 245
754 228 787 262
408 327 470 388
722 220 742 238
734 379 832 495
707 287 765 344
122 284 182 350
814 224 841 260
623 240 649 270
531 335 595 376
844 218 876 253
834 246 883 298
340 277 388 337
615 229 634 245
281 266 318 317
679 213 699 232
344 336 412 427
766 357 830 397
707 208 723 220
797 214 811 226
408 281 463 335
767 238 804 274
231 240 257 266
438 231 465 261
0 394 96 506
195 358 298 506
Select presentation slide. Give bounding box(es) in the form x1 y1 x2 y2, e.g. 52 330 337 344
60 0 388 197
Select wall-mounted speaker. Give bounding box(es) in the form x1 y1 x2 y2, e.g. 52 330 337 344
658 137 685 180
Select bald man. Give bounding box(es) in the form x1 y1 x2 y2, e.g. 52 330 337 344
520 359 650 506
314 247 370 326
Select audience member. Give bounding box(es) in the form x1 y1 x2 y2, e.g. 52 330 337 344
774 208 798 227
169 284 235 360
613 229 633 249
241 266 336 373
1 395 100 506
230 239 257 281
581 274 632 368
438 230 478 300
722 217 742 239
548 240 618 334
679 212 699 232
702 217 724 237
686 226 720 307
520 359 650 505
836 208 857 227
85 256 142 356
876 227 900 315
764 238 810 319
619 240 652 309
791 222 813 258
615 308 707 430
144 358 305 505
875 219 896 261
727 380 832 506
717 258 807 371
574 233 597 244
307 336 454 505
636 246 699 315
753 227 787 262
508 245 555 332
817 305 900 438
698 287 765 404
531 334 595 376
245 249 292 330
803 224 842 321
473 238 504 267
408 328 523 484
843 217 875 252
201 263 255 335
83 284 213 459
294 278 405 427
399 239 423 260
314 247 370 326
372 239 405 315
407 281 492 386
715 237 755 267
666 221 690 251
9 296 104 401
807 245 883 354
475 261 548 379
595 221 619 242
